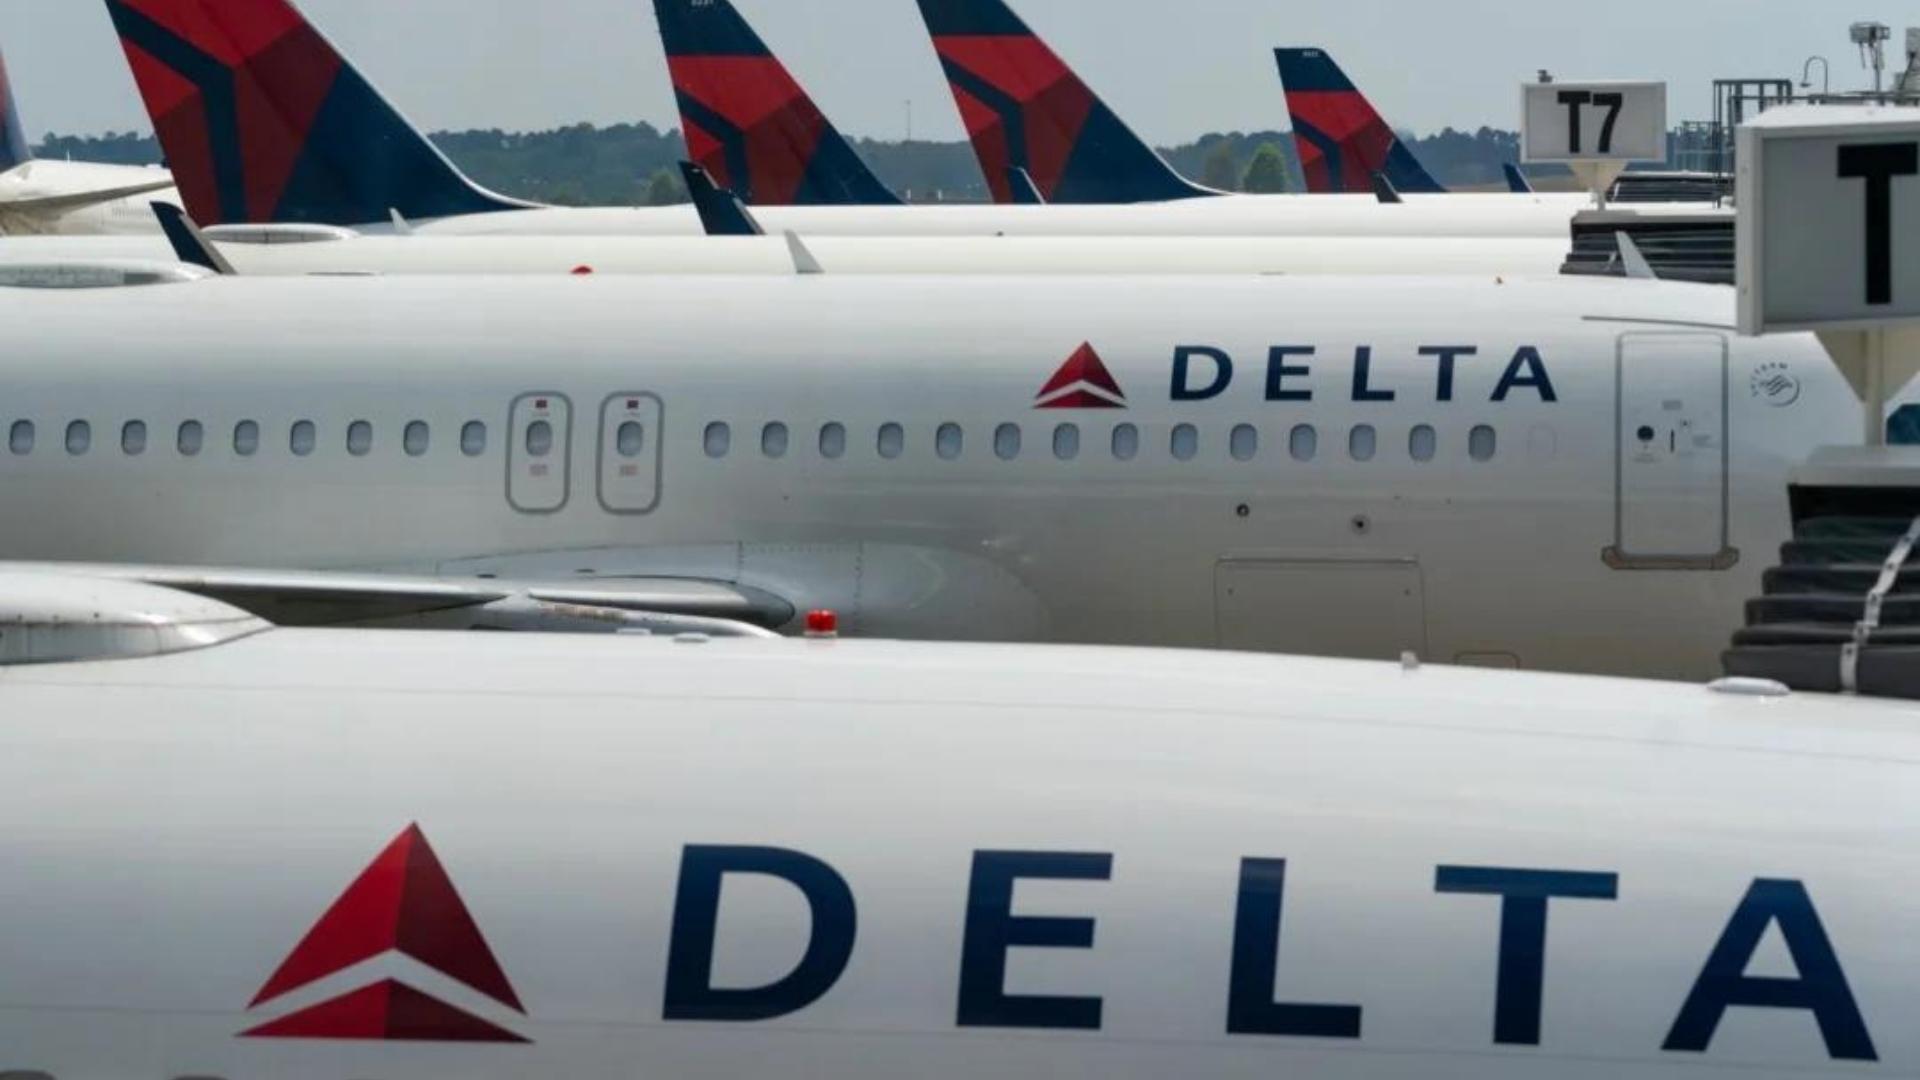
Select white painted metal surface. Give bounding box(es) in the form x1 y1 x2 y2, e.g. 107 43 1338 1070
0 272 1855 678
0 629 1911 1076
0 231 1573 278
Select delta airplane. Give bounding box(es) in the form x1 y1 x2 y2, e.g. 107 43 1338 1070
0 573 1915 1077
0 50 175 234
104 0 1648 238
0 266 1859 680
2 223 1570 278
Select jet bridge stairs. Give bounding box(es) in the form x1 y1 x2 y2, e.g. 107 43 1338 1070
1725 452 1920 698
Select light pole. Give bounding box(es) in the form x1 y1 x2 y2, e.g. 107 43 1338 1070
1801 55 1830 97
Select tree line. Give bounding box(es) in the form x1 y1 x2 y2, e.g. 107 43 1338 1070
35 123 1536 206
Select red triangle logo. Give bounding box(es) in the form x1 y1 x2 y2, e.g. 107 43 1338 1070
243 825 528 1043
241 979 529 1043
1037 343 1126 409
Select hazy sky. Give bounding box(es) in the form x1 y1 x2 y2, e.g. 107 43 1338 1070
0 1 1909 143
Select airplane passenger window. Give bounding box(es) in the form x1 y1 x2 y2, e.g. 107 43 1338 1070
65 421 90 456
8 421 30 455
762 422 789 459
1349 425 1377 462
1171 423 1199 461
1111 423 1139 461
994 423 1021 461
461 421 487 457
1470 425 1498 462
522 420 549 458
405 421 430 457
819 422 846 460
1410 424 1437 462
233 420 260 457
878 423 904 460
177 420 203 457
704 421 731 458
936 423 963 460
1053 423 1080 461
348 420 374 457
291 421 317 457
1289 424 1317 462
616 421 644 458
1230 424 1258 462
121 420 146 456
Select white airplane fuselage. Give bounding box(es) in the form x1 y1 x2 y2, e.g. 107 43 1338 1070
0 231 1572 277
0 272 1853 678
0 630 1913 1077
399 191 1657 239
0 159 176 234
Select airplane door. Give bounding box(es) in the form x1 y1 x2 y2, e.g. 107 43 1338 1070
1606 334 1734 569
598 393 663 514
507 392 571 514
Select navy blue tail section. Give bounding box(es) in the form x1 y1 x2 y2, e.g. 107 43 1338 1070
678 161 763 236
916 0 1212 204
1503 163 1534 194
654 0 899 205
1275 47 1446 195
0 52 32 172
106 0 531 226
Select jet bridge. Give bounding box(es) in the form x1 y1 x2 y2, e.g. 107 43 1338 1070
1719 105 1920 698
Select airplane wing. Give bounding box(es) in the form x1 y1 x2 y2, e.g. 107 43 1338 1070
0 562 793 636
0 177 177 217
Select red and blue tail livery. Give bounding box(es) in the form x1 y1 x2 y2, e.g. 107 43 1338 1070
1274 48 1446 196
653 0 899 206
103 0 529 226
914 0 1210 205
0 52 29 173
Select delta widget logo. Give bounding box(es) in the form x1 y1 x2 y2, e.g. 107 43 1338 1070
1036 343 1127 409
240 825 530 1044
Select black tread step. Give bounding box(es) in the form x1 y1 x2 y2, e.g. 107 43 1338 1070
1794 516 1920 542
1780 539 1914 566
1733 624 1920 647
1724 645 1920 698
1746 594 1920 626
1763 564 1920 596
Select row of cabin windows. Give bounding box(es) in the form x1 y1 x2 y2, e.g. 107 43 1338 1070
7 419 497 459
702 421 1500 464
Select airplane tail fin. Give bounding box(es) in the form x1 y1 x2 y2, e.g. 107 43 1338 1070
653 0 899 206
914 0 1210 204
1502 162 1534 194
102 0 531 226
0 52 32 172
1274 48 1446 195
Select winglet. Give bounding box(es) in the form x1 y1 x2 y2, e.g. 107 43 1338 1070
679 161 764 237
1503 163 1535 194
914 0 1211 204
1274 47 1446 195
0 51 29 173
652 0 900 205
103 0 533 226
1005 166 1046 205
784 231 824 275
1370 172 1402 204
1614 231 1659 280
152 202 236 275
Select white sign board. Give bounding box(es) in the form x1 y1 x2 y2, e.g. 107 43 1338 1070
1521 81 1667 163
1738 105 1920 335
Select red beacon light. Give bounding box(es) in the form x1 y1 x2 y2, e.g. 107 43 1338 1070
570 265 595 276
804 610 840 639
